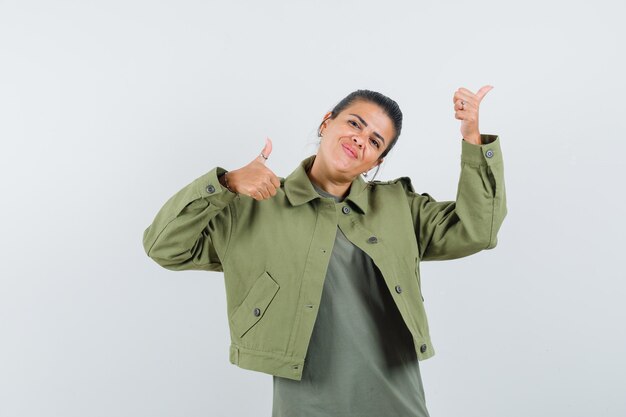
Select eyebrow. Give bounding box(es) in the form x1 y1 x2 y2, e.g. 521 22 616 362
349 113 386 144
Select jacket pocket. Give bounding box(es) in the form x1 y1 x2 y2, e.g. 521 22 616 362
231 271 280 339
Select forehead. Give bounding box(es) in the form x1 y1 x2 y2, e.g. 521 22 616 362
338 100 395 140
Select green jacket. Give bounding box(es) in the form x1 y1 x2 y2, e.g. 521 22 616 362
142 135 506 381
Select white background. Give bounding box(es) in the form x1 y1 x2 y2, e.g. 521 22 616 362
1 0 625 416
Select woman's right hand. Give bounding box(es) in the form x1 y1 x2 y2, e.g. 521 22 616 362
221 138 281 200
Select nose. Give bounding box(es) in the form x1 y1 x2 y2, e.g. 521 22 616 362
352 135 365 148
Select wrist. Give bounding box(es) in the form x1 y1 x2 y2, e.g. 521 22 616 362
219 171 237 194
463 134 481 146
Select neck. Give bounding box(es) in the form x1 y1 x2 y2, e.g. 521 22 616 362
307 158 353 198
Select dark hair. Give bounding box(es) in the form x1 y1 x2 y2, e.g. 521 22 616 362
317 89 403 160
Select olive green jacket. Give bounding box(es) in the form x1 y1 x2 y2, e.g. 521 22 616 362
142 135 506 381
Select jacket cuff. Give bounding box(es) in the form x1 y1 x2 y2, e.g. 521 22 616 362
461 134 502 167
193 167 237 207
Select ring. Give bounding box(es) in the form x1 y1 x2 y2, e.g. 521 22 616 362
260 152 268 160
460 100 466 110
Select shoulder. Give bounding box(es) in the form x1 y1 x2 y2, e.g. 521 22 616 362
370 177 415 193
370 177 437 204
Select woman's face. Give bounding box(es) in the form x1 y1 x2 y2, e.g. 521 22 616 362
317 100 395 180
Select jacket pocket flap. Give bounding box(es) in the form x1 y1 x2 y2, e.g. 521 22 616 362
231 271 280 338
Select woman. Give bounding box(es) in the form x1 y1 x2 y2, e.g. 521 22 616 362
142 88 506 416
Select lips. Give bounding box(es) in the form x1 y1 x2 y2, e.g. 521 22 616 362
341 143 358 159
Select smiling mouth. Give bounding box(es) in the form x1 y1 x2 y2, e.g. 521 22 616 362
341 144 358 159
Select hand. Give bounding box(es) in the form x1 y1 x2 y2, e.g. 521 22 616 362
223 138 281 200
453 85 493 145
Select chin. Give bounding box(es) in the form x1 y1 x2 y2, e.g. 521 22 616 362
317 147 359 179
329 159 359 179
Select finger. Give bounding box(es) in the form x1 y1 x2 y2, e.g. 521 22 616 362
454 98 474 111
455 110 477 122
258 186 270 200
247 187 262 200
269 173 281 189
263 181 277 197
458 87 475 96
256 137 273 164
453 88 475 104
259 167 281 189
454 90 476 104
475 85 494 102
454 99 468 111
454 111 468 120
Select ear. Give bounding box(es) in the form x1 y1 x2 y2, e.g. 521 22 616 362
319 111 333 135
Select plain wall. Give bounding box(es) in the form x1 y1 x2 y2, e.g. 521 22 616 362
1 0 625 416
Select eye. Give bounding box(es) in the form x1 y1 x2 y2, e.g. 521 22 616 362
370 138 380 148
348 120 360 128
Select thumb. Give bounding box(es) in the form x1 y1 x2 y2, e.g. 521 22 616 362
476 85 494 102
257 137 273 164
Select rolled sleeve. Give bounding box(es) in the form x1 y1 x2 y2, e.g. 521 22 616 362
414 134 507 260
461 134 502 167
142 167 237 271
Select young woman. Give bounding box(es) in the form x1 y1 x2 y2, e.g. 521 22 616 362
143 88 506 416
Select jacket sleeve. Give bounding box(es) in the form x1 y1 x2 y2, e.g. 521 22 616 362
142 167 237 272
408 134 507 261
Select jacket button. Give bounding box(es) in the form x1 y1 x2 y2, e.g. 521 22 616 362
485 149 494 158
420 344 427 353
253 307 261 317
367 236 378 244
206 184 216 193
395 285 402 294
342 206 351 214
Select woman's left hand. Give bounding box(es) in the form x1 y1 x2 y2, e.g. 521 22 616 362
453 85 493 145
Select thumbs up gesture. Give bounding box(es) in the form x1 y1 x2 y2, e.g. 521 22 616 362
453 85 493 145
221 138 281 200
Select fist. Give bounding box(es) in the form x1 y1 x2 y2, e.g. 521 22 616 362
453 85 493 145
224 138 281 200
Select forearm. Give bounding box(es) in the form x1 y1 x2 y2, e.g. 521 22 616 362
142 167 236 271
457 134 506 247
418 134 507 260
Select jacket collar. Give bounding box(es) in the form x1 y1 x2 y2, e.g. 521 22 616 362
283 155 370 214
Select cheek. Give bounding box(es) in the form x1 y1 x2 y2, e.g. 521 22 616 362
365 145 382 160
328 123 352 137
